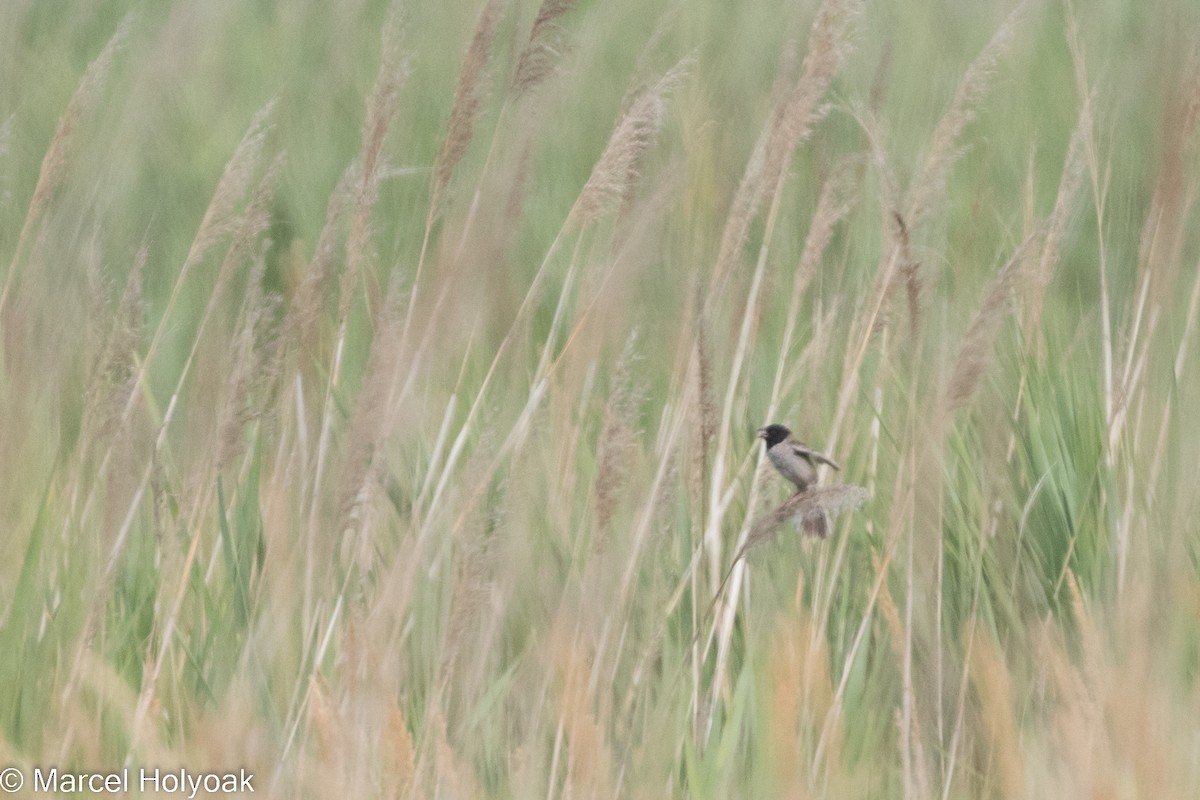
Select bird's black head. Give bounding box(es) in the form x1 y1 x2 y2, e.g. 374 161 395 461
757 423 791 448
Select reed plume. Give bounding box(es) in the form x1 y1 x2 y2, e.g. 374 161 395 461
594 331 643 545
7 16 129 285
945 232 1039 411
711 0 861 294
570 61 689 226
512 0 574 97
744 485 869 550
432 0 505 213
904 2 1025 227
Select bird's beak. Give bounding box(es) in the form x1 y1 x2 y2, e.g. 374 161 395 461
756 427 766 439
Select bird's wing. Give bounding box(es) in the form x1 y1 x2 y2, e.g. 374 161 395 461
789 440 841 471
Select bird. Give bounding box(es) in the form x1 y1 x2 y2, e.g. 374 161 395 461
757 423 841 537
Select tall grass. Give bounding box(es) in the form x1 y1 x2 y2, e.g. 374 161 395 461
2 0 1200 796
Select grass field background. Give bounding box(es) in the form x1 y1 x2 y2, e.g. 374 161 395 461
3 0 1200 796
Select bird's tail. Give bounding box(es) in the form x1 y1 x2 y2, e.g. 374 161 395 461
802 510 829 538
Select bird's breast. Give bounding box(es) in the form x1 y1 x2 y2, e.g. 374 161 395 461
767 445 815 490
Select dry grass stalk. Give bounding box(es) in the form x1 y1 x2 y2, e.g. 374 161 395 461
440 528 494 685
904 2 1025 227
690 292 716 522
869 38 894 113
557 634 615 798
700 474 864 743
216 257 280 471
944 232 1039 412
161 154 284 503
7 16 129 284
764 618 805 794
281 164 358 356
85 248 151 538
875 549 931 800
512 0 574 97
759 0 861 202
381 702 416 798
842 114 904 344
594 331 643 546
306 673 342 765
0 114 11 162
711 0 861 295
1173 253 1200 381
969 633 1024 800
1136 44 1200 292
796 157 859 284
87 149 281 540
313 19 410 534
342 200 376 326
184 99 277 276
81 228 110 382
362 5 407 189
343 21 409 322
95 100 277 449
1024 108 1089 342
215 292 263 471
430 708 483 799
432 0 505 213
81 245 146 453
1025 2 1094 352
710 121 770 306
893 211 922 337
592 398 689 714
744 485 869 550
695 310 716 456
1064 570 1105 698
771 159 857 424
214 152 284 301
569 61 688 226
336 274 408 544
620 5 681 107
1035 623 1105 795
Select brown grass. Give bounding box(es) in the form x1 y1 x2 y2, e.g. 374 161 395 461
4 16 129 304
343 17 409 322
432 0 505 213
556 629 616 799
892 211 922 338
945 232 1039 412
335 275 407 546
512 0 575 97
690 293 716 526
281 164 357 358
1136 41 1200 298
81 244 146 455
593 331 643 545
796 157 860 286
570 61 688 226
969 633 1024 800
711 0 862 297
759 0 861 201
1023 109 1089 343
183 99 277 279
381 703 416 798
904 2 1025 227
215 256 279 472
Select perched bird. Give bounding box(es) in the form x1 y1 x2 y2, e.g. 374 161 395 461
757 423 841 537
